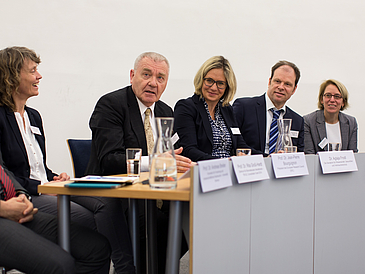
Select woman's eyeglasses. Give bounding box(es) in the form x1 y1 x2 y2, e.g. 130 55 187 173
323 93 342 100
203 78 227 90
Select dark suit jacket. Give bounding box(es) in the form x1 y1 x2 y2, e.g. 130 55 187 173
303 109 358 154
0 105 57 195
173 94 255 162
86 85 173 175
232 94 304 156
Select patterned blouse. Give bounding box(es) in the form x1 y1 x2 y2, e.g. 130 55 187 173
203 99 232 158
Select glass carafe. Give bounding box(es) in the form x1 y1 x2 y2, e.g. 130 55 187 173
149 117 177 189
275 118 293 153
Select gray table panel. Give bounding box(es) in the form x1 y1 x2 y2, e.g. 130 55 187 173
314 153 365 274
250 156 315 274
192 162 251 273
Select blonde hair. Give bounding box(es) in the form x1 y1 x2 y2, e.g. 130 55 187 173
317 79 349 110
194 56 237 106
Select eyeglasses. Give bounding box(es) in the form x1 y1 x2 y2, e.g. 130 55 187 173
203 78 227 90
323 93 342 100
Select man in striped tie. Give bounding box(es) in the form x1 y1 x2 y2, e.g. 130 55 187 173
233 60 304 156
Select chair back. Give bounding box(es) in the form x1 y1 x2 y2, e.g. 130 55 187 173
67 139 92 178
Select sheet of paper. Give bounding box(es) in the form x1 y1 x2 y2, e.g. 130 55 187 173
231 155 269 184
71 176 138 184
198 158 232 193
271 152 309 179
178 168 191 180
318 150 358 174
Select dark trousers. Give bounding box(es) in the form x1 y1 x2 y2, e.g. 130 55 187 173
124 199 188 274
0 211 110 274
32 195 135 274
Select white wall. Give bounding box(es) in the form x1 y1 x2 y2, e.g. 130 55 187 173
1 0 364 176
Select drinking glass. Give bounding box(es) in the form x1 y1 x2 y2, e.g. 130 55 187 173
284 146 297 153
328 143 341 151
126 148 142 177
236 148 251 156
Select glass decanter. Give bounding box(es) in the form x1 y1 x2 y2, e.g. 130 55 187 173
275 118 293 153
149 117 177 189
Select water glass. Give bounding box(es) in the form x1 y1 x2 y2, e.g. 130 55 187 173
236 148 251 156
284 146 297 153
328 143 341 151
126 148 142 177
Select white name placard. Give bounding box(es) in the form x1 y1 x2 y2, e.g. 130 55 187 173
231 155 269 184
271 152 309 179
318 150 358 174
198 158 232 193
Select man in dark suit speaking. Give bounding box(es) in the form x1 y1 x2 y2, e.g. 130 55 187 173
85 52 192 274
233 60 304 156
86 52 193 175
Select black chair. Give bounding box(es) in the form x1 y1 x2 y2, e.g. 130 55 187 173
66 139 92 178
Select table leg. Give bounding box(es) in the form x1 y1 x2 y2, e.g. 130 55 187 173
57 195 71 252
165 200 183 274
146 199 158 274
128 198 140 274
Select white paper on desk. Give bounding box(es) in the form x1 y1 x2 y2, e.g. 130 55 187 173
198 158 232 193
178 168 190 180
71 176 139 184
231 154 269 184
318 150 358 174
271 152 309 179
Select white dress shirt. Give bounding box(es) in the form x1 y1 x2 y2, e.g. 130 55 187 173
15 111 48 185
325 121 341 145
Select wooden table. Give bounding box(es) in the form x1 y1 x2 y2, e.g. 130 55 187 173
38 172 191 274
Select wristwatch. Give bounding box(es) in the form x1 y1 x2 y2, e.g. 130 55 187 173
16 191 32 202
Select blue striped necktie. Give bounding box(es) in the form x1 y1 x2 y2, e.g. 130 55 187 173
269 109 282 154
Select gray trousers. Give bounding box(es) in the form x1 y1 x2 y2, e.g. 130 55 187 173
0 211 110 274
32 195 135 274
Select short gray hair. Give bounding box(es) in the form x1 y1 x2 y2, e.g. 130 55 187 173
134 52 169 72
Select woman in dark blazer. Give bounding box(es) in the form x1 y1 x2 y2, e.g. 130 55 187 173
174 56 253 162
304 79 358 154
0 46 135 274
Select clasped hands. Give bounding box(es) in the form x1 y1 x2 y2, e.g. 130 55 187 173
0 194 38 223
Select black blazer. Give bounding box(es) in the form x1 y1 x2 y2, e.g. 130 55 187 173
86 85 173 175
173 94 254 162
0 105 57 195
232 94 304 156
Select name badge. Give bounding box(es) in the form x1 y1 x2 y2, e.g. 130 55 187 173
318 137 328 149
30 126 41 135
290 130 299 138
171 132 179 145
231 128 241 135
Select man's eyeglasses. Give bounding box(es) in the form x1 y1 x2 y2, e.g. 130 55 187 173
323 93 342 100
203 78 227 90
